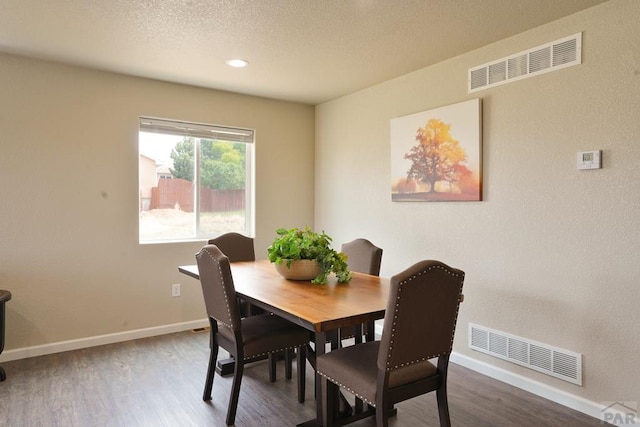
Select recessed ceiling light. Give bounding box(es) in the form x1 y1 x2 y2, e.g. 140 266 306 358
226 59 249 68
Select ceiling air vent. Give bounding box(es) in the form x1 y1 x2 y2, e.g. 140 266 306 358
468 33 582 93
469 323 582 385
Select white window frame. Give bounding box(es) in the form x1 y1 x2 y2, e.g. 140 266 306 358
138 117 255 244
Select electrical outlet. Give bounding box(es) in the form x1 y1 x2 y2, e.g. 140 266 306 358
171 283 181 297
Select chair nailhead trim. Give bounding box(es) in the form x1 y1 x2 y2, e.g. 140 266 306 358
317 372 376 407
202 248 234 329
246 345 301 361
386 263 464 371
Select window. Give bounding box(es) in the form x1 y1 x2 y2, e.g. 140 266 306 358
138 117 254 243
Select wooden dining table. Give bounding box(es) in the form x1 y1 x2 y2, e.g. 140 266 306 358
179 259 390 426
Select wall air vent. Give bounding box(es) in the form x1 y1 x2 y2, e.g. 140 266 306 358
468 33 582 92
469 323 582 385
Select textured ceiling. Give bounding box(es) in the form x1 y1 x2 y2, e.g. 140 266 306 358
0 0 607 104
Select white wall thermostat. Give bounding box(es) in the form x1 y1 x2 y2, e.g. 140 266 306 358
577 150 601 170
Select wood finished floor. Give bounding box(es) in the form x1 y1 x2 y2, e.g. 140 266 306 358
0 330 607 427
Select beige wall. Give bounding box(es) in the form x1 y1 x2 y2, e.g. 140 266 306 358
315 0 639 405
0 54 315 349
1 0 638 414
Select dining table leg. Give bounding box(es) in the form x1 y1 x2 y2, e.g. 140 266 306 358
298 331 328 427
299 329 347 426
315 330 327 425
299 329 374 427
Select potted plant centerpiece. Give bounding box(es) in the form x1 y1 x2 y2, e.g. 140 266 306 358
267 227 352 284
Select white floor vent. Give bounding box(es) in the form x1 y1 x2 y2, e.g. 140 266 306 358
468 33 582 93
469 323 582 385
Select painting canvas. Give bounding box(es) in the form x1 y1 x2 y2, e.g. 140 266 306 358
391 98 482 202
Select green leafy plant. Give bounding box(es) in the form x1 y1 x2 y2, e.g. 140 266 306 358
267 227 352 284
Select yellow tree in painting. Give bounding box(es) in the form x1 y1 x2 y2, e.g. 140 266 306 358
404 118 470 193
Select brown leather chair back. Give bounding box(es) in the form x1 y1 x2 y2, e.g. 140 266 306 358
341 238 383 276
377 260 464 372
208 232 255 262
196 245 242 332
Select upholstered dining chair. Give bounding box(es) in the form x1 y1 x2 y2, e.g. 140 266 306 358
207 232 296 381
207 233 264 315
340 239 383 343
196 245 310 425
341 238 383 277
317 260 465 427
207 232 255 263
0 289 11 381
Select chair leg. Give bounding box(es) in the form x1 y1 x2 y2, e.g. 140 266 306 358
436 355 452 427
268 353 277 382
365 320 375 342
285 349 293 380
203 336 219 401
375 390 390 427
354 396 364 414
322 379 339 427
353 324 363 344
375 406 390 427
297 345 306 403
436 384 451 427
226 359 244 425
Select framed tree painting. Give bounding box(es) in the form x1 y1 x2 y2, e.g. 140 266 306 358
391 98 482 201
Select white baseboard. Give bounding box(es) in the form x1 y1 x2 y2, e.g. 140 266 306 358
0 318 209 363
450 352 632 425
